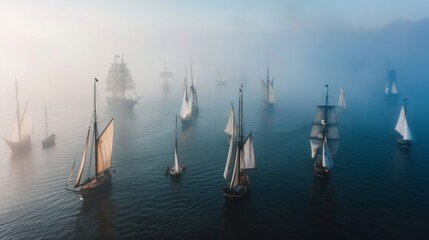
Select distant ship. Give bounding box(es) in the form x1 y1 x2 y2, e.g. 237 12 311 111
160 63 172 93
41 102 56 148
2 78 33 153
337 86 346 112
223 85 256 200
385 70 399 95
167 115 185 176
309 84 340 177
66 78 115 199
178 70 193 126
261 65 275 109
395 98 414 147
105 55 142 112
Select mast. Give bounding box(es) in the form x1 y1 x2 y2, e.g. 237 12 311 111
403 98 408 115
15 76 21 141
45 101 48 138
121 55 125 100
175 114 178 150
94 78 99 178
238 85 244 177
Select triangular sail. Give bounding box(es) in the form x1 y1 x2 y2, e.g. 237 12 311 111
395 106 414 141
96 119 114 174
240 133 255 169
322 138 334 169
391 82 398 94
174 148 179 172
19 102 33 138
10 111 20 142
224 103 235 136
179 91 192 119
224 130 235 179
75 128 90 188
229 149 240 189
268 83 275 104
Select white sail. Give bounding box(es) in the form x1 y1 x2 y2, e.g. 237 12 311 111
10 111 20 142
322 138 334 169
309 138 322 158
229 149 240 189
96 119 114 174
105 63 136 92
391 82 398 94
268 84 275 104
224 103 235 136
19 102 33 138
385 83 389 94
240 133 255 169
224 125 235 179
174 148 179 172
261 80 269 103
66 160 76 187
395 106 415 141
188 90 194 112
75 128 90 188
179 91 192 119
338 86 346 110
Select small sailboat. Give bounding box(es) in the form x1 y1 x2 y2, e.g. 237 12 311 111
395 98 414 147
66 78 115 199
261 65 275 109
385 70 399 95
42 102 56 148
309 84 340 177
105 55 142 112
168 115 185 176
160 62 172 93
178 70 193 126
2 78 32 153
337 86 346 112
189 60 199 113
223 85 256 200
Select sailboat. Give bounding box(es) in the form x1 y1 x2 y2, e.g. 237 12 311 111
42 102 56 148
395 98 415 147
385 70 399 95
2 79 33 153
261 65 275 109
309 84 340 177
223 85 256 200
66 78 115 199
189 60 199 113
337 86 346 112
178 70 193 126
160 63 172 93
168 115 186 176
105 55 142 112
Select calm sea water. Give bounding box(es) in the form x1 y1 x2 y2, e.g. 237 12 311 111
1 79 428 240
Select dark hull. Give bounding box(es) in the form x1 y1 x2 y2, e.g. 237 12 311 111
396 136 411 147
7 137 31 153
313 159 330 177
42 134 56 148
224 175 249 200
79 170 112 199
168 165 186 176
106 97 136 112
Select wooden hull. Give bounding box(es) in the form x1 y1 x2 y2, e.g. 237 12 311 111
79 170 112 199
6 137 31 153
313 159 330 177
42 134 56 148
106 96 136 112
224 175 249 200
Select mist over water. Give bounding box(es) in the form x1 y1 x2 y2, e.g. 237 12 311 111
1 1 429 239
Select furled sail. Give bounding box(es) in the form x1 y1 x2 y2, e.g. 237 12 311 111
179 91 192 119
395 106 414 141
96 119 114 174
105 63 136 92
224 103 235 136
75 128 91 188
240 133 255 169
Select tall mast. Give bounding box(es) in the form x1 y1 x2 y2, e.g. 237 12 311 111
238 85 244 176
190 55 194 87
185 70 188 97
45 101 48 138
94 78 99 177
121 54 125 100
323 84 329 138
175 114 178 150
403 98 408 115
15 76 21 141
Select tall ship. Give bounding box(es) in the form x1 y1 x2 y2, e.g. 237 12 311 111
337 86 346 112
309 85 340 177
223 85 256 199
178 70 193 126
105 55 141 112
66 78 115 199
160 62 172 93
385 70 398 95
261 65 275 109
395 98 414 147
2 79 33 153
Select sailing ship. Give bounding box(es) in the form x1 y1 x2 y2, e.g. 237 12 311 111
105 55 142 112
168 115 185 176
178 70 193 126
189 59 199 113
42 102 56 148
261 65 275 109
2 79 33 153
337 86 346 112
395 98 415 147
385 70 399 95
66 78 115 199
223 85 256 199
160 63 172 93
309 84 340 177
